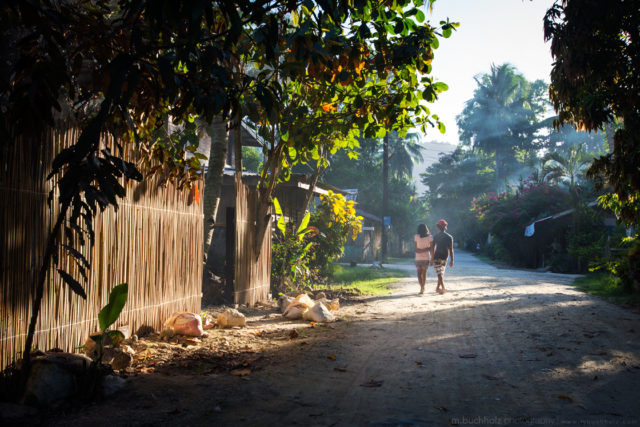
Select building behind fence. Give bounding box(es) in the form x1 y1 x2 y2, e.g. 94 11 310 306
0 127 203 370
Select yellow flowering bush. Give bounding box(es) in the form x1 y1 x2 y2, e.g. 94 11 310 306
310 191 363 276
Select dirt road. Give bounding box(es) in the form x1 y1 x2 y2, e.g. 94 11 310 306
50 251 640 426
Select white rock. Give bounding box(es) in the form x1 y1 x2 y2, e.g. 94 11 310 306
303 301 336 323
216 308 246 328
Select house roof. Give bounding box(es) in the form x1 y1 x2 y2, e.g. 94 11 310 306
356 209 382 223
219 172 340 196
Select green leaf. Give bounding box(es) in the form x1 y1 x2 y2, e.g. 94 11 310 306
296 212 310 239
437 121 446 134
415 9 425 23
433 82 449 92
299 241 314 258
443 27 452 38
98 283 128 332
422 87 435 102
394 19 404 34
273 197 286 236
281 130 289 142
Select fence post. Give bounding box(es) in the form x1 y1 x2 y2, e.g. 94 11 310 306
225 207 235 302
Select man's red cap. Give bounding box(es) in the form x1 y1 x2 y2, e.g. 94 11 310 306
437 219 448 229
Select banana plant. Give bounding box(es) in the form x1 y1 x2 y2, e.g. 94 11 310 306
90 283 128 363
272 198 316 290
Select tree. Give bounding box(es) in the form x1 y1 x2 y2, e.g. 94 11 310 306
2 0 457 366
322 133 430 246
387 131 424 181
420 147 494 245
242 1 456 265
1 0 377 368
541 143 594 194
457 63 547 191
544 0 640 225
202 119 229 264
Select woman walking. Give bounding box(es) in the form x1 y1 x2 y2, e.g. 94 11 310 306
414 224 434 294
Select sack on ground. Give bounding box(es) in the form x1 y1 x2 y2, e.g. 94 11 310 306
303 301 336 323
216 308 246 328
278 295 294 313
293 293 315 309
283 303 308 320
315 297 340 311
164 311 203 336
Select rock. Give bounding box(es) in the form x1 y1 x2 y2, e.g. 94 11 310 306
83 333 112 359
23 361 73 406
315 292 327 300
216 308 246 328
101 347 120 364
22 353 92 406
110 350 132 371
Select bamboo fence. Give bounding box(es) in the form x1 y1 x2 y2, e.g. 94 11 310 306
0 127 203 370
233 175 271 305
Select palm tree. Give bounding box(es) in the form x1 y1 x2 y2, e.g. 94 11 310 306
457 63 546 191
542 142 594 195
542 142 594 271
387 131 423 180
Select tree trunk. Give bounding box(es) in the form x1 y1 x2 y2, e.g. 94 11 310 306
298 148 327 227
233 110 243 173
203 117 229 265
23 200 69 373
253 144 284 258
605 122 615 154
381 133 389 262
495 149 504 192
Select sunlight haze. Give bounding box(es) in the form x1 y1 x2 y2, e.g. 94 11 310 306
425 0 557 145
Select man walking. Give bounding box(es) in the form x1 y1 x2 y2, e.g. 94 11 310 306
430 219 454 294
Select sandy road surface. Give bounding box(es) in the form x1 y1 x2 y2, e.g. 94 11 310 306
49 251 640 426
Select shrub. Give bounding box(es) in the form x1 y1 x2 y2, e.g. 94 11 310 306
566 207 608 272
309 191 362 278
271 199 317 294
472 179 571 266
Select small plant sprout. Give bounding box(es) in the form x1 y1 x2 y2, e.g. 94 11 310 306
90 283 128 363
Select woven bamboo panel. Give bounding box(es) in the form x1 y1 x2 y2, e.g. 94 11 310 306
0 127 203 370
233 175 271 306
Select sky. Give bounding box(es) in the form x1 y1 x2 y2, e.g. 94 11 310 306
423 0 557 145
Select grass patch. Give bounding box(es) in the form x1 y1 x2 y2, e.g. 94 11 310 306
320 265 410 296
573 272 640 305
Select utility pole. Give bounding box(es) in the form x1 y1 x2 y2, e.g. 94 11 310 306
381 133 389 262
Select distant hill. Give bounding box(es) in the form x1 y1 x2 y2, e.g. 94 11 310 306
413 140 457 196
